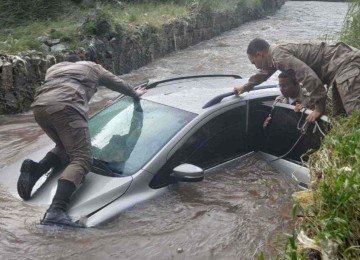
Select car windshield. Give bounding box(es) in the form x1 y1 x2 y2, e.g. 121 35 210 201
90 96 197 176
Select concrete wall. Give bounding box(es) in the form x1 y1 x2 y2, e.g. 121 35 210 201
0 0 285 114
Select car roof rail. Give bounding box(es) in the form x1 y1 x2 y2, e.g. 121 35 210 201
146 74 242 89
202 84 278 109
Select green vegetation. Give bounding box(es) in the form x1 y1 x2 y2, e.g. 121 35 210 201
0 1 189 53
0 0 257 54
341 0 360 49
102 2 187 28
273 113 359 260
0 0 67 26
296 112 359 259
0 18 83 53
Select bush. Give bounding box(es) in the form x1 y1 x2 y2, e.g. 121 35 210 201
310 111 360 259
81 9 114 36
0 0 62 26
0 0 79 26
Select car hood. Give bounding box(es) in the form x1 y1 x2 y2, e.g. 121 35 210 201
29 170 133 221
0 146 133 221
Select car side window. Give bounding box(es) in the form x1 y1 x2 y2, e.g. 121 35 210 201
247 96 277 151
185 105 248 168
150 104 247 188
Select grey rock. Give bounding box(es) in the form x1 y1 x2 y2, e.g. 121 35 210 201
46 39 61 46
36 35 49 43
50 44 67 53
41 43 50 53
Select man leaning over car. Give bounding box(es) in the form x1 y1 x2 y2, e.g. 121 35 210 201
17 51 146 227
235 38 360 122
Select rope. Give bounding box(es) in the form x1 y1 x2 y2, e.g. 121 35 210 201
314 120 326 137
269 108 309 163
297 108 309 134
268 133 305 163
267 106 328 163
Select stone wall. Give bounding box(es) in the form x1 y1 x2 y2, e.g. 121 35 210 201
0 0 285 114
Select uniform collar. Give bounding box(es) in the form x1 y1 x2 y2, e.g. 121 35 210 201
268 44 277 69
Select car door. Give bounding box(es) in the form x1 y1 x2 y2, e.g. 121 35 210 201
261 103 330 162
150 102 248 188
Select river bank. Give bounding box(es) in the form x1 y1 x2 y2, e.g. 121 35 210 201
0 0 284 114
285 0 359 258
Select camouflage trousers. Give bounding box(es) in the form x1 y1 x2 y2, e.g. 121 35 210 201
33 105 92 187
333 59 360 116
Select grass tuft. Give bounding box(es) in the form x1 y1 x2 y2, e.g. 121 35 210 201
341 0 360 49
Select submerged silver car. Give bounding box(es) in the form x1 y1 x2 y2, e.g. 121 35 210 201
10 75 329 227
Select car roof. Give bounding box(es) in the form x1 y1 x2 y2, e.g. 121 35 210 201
142 75 280 114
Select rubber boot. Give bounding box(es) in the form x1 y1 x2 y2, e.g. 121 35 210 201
38 152 62 171
17 152 62 200
41 179 83 228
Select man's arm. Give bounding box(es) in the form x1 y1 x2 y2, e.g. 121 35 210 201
235 68 276 94
243 69 277 91
97 66 142 98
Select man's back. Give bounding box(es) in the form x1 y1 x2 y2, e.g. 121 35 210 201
31 61 137 119
272 42 359 84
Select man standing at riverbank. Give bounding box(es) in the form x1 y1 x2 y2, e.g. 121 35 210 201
17 53 146 227
235 38 360 121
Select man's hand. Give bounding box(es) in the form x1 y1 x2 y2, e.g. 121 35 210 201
294 103 303 113
135 86 147 97
306 109 321 123
105 100 113 107
263 115 272 128
234 85 245 95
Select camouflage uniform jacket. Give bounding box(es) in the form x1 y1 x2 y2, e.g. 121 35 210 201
31 61 138 120
244 42 360 113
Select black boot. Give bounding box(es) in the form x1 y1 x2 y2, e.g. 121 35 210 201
41 179 83 228
38 152 62 171
17 152 62 200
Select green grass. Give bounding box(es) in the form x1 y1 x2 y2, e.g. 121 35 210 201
0 18 83 53
341 0 360 49
0 2 190 54
101 2 188 27
279 111 360 259
0 0 259 53
307 112 360 258
0 3 187 54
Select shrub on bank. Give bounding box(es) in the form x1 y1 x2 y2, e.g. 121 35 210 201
306 111 360 259
275 111 360 260
341 0 360 49
0 0 81 26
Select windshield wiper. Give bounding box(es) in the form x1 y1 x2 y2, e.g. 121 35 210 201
92 158 123 176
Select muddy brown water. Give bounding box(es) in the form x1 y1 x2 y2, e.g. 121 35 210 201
0 2 348 259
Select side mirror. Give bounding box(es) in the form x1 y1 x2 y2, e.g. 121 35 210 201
171 163 204 182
